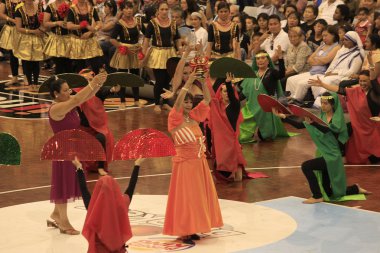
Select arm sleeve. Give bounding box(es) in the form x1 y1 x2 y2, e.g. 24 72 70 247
111 23 121 39
45 5 52 14
93 9 100 22
336 56 363 77
283 116 306 129
95 86 112 102
311 121 330 133
208 24 214 42
173 25 180 41
76 169 91 210
337 86 347 96
225 81 239 107
14 9 21 18
124 165 140 201
145 21 153 39
67 9 75 23
371 79 380 96
292 46 311 73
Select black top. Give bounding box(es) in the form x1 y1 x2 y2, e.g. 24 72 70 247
45 3 69 35
259 59 285 96
240 33 250 54
67 7 99 36
14 7 40 29
1 0 18 26
208 23 240 54
307 34 323 52
337 80 380 116
300 22 314 36
145 20 180 47
111 20 145 44
76 165 140 210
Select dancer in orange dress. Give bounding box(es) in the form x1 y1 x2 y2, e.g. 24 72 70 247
163 70 223 245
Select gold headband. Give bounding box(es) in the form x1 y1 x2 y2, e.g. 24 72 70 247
255 53 269 58
321 95 333 100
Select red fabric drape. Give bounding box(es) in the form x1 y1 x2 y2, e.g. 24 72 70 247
82 176 132 253
207 78 246 172
346 87 380 164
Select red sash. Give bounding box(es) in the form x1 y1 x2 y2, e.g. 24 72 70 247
346 87 380 164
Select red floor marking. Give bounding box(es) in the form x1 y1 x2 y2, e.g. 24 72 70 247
13 104 50 111
0 109 13 113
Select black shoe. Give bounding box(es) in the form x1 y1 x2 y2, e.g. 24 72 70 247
182 238 195 245
191 234 201 240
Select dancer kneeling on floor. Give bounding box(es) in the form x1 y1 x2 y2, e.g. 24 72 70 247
72 156 145 253
273 92 371 204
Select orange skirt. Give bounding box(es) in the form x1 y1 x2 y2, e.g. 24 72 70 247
163 144 223 236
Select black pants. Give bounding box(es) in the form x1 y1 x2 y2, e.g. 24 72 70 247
72 56 102 74
9 50 19 77
22 60 40 85
152 68 170 105
119 68 140 102
53 57 72 74
95 132 106 169
301 157 359 199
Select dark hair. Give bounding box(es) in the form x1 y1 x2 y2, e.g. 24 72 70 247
245 16 258 25
367 34 380 49
314 18 328 28
233 14 247 33
326 25 340 43
257 13 269 21
359 70 370 76
183 0 200 20
47 76 67 99
217 1 230 12
252 32 263 39
184 92 194 102
120 0 134 10
358 7 370 15
321 92 335 107
304 5 318 17
338 24 353 34
268 14 281 23
287 11 300 24
336 4 351 22
284 4 297 17
104 0 117 16
157 0 168 9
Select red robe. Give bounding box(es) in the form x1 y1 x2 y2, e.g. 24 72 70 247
346 87 380 164
83 176 132 253
207 78 246 172
80 96 114 171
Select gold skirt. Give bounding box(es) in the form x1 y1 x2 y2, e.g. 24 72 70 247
0 25 16 50
110 43 140 69
13 32 46 61
44 34 71 58
69 35 103 59
211 51 235 59
146 47 176 69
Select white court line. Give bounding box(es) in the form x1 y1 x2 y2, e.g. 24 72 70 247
0 102 37 108
1 164 378 195
0 99 23 105
0 91 53 103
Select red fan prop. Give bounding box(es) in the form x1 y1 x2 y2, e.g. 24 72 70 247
257 94 292 114
41 129 106 161
288 104 328 127
113 128 176 160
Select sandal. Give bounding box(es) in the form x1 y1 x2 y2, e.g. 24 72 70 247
356 184 372 195
46 219 59 228
59 227 80 235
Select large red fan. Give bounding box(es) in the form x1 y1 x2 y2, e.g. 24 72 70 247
257 94 292 114
288 104 328 127
113 128 176 160
41 129 106 161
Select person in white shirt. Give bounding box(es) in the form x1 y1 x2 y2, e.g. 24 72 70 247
189 12 208 58
257 0 279 16
317 0 344 25
259 15 290 63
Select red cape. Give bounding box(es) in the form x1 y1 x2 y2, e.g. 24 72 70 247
82 176 132 253
80 96 114 170
346 87 380 164
207 78 246 172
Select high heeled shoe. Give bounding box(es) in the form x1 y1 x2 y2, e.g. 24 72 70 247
46 219 59 228
59 226 80 235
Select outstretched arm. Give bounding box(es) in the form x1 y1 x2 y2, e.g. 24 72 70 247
73 157 91 210
124 157 145 201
